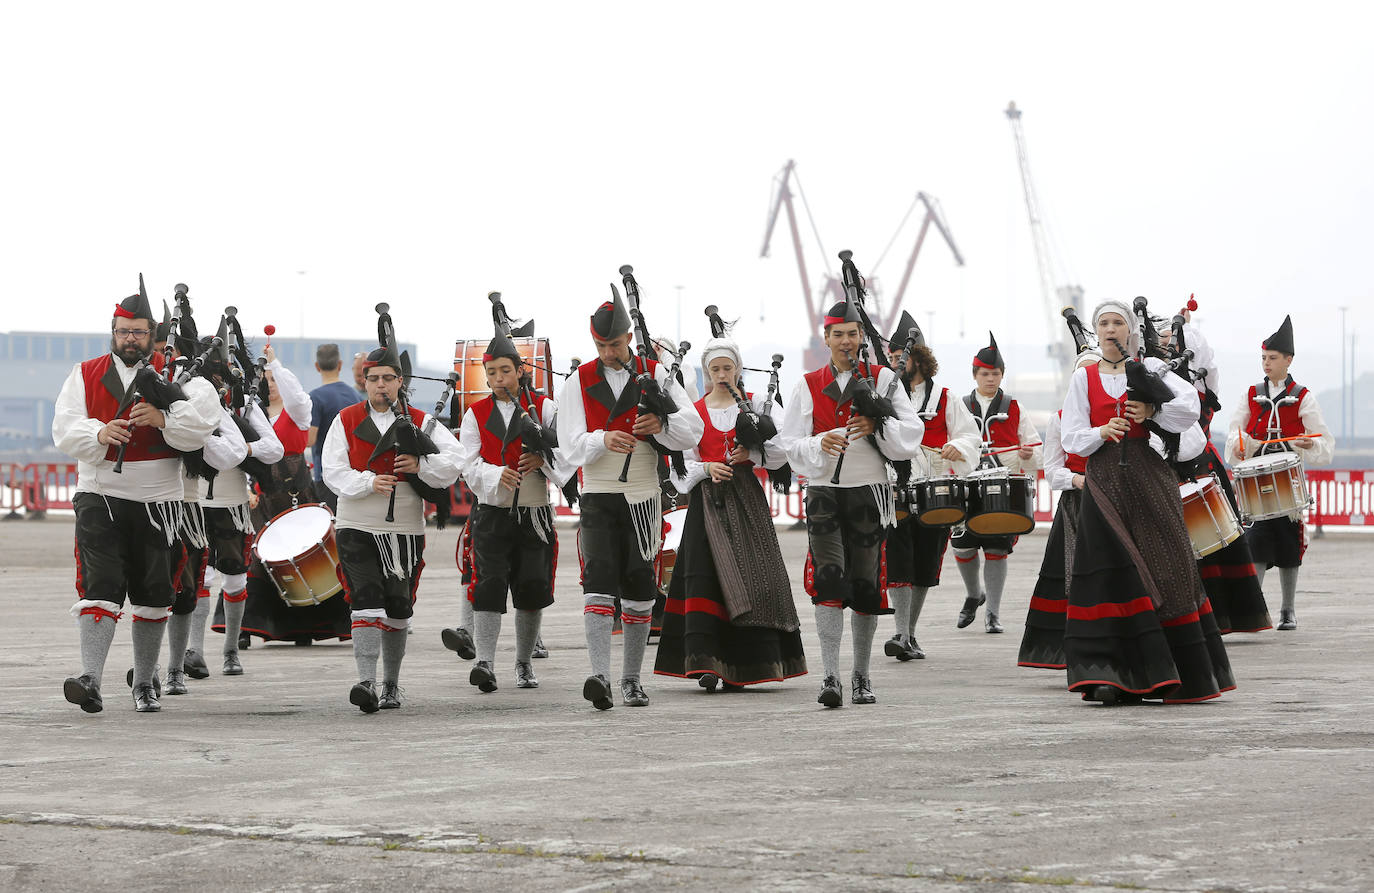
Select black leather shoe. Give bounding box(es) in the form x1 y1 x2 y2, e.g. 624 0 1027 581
957 592 986 629
469 660 498 693
222 651 243 676
164 668 188 695
583 674 614 710
63 674 103 714
851 675 876 705
183 649 210 680
238 633 252 650
817 675 843 708
294 637 314 647
907 636 926 660
1277 610 1297 631
531 636 549 659
350 681 380 713
697 673 720 693
515 662 538 689
620 678 649 707
378 682 402 709
441 627 477 660
132 682 161 713
884 634 910 660
985 612 1004 634
125 668 161 698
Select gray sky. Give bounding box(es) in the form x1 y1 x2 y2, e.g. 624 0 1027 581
4 1 1371 402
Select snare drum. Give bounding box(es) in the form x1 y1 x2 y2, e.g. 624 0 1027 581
452 337 554 420
1233 452 1309 523
1179 476 1242 558
913 476 967 528
252 504 343 607
657 507 689 595
964 467 1035 536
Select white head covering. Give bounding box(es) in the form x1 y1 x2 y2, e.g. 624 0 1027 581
700 337 742 373
1091 299 1140 359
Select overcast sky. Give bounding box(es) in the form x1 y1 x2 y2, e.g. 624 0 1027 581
4 1 1371 404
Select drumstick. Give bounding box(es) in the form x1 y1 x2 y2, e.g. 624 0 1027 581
1257 432 1323 446
263 324 275 350
985 441 1043 457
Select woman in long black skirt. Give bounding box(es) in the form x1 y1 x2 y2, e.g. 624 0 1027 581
1059 302 1233 705
653 322 807 691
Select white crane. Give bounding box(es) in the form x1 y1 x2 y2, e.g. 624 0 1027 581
1005 101 1084 392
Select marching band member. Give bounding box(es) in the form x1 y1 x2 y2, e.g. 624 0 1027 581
324 341 462 712
1225 315 1334 630
654 310 806 691
781 293 923 707
54 284 218 713
556 288 702 710
1060 301 1232 704
453 326 573 694
1018 351 1098 670
952 333 1042 634
882 313 979 661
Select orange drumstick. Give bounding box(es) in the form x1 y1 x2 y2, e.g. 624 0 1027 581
1258 432 1323 446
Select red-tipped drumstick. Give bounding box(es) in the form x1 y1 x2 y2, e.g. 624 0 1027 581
264 324 276 349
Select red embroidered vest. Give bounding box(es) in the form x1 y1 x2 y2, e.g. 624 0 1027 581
1085 365 1147 439
1057 410 1089 473
1244 379 1307 444
916 385 949 449
273 410 308 456
338 401 428 474
80 352 174 462
470 392 549 466
578 357 660 433
803 364 880 434
692 394 755 464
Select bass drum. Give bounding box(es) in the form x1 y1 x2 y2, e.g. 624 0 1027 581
252 504 343 607
451 337 555 420
657 507 689 595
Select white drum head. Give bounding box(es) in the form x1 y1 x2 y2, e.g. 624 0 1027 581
1236 452 1303 474
1179 480 1205 499
965 467 1010 482
256 506 333 562
662 508 689 553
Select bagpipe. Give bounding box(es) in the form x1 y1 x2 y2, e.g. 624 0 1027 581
488 292 563 510
830 250 895 485
1061 306 1096 356
111 274 192 473
616 265 689 480
371 303 451 528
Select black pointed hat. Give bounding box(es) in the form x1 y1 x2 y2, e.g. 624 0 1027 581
199 315 233 375
822 293 863 330
591 284 632 340
1262 315 1295 356
888 311 925 353
973 331 1005 370
483 324 522 365
115 273 156 322
364 344 402 374
154 300 172 343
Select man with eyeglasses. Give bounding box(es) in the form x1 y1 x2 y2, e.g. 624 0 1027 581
52 283 219 714
322 345 461 712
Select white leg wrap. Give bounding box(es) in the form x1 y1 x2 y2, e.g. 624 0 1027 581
130 604 172 621
70 599 123 618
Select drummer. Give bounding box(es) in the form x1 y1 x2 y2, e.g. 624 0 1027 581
882 313 979 662
952 332 1042 634
1225 315 1333 630
451 325 573 694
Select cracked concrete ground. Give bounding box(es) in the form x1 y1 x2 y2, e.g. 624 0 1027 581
1 516 1371 891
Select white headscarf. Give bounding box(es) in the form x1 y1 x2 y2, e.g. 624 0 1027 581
700 337 742 374
1091 299 1140 359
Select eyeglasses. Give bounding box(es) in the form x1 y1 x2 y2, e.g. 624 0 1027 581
365 374 400 384
114 328 151 339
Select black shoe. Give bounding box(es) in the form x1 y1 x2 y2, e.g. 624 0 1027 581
164 668 188 696
884 634 909 660
817 675 843 708
294 637 314 647
907 637 926 660
515 662 539 689
132 682 161 713
469 660 498 693
620 678 649 707
441 627 477 660
957 592 986 629
531 636 549 659
985 612 1004 634
222 651 243 676
583 674 614 710
851 674 876 705
350 681 380 713
697 673 720 693
238 633 252 650
63 674 103 714
378 682 402 709
125 667 161 698
183 649 209 680
1277 610 1297 631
